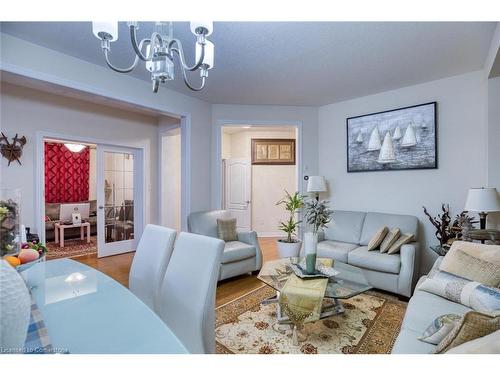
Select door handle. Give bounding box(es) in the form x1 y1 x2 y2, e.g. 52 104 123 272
246 200 251 204
98 206 104 210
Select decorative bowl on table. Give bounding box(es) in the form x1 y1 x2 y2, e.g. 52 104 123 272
3 242 48 272
290 260 340 279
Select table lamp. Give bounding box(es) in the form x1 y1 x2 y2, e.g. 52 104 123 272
464 187 500 229
307 176 327 200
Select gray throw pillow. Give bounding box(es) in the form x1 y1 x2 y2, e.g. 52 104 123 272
380 227 401 253
418 314 462 344
217 218 238 242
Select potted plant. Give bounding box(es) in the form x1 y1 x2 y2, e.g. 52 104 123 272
303 199 334 273
276 190 305 258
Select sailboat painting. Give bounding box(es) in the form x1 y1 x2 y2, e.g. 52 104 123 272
347 102 437 172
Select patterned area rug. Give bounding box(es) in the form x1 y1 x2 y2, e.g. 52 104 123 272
216 285 406 354
46 236 97 260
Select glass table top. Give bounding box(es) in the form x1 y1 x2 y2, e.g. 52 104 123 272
258 257 372 299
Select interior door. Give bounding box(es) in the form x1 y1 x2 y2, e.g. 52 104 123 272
96 145 143 257
224 158 251 231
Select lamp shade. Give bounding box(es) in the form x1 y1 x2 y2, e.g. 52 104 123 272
464 187 500 212
307 176 327 193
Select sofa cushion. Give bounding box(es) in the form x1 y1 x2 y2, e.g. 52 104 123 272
45 202 60 221
323 210 366 244
217 218 238 242
367 226 388 251
317 240 358 263
188 210 232 238
401 290 471 334
360 212 418 246
222 241 255 264
392 328 436 354
348 246 401 274
380 227 401 253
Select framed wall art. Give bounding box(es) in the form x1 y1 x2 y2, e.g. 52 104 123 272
346 102 437 172
251 139 295 165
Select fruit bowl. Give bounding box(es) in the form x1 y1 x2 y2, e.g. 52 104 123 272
15 254 46 272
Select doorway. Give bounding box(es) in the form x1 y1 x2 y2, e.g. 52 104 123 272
220 125 299 237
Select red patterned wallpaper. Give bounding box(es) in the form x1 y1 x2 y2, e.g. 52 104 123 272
45 143 90 203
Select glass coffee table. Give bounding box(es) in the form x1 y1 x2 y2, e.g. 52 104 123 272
258 257 372 323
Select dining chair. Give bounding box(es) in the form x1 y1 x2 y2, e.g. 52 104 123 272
157 232 224 354
128 224 177 311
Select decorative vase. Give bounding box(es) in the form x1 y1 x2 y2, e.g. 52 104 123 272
0 188 21 257
276 240 302 258
0 260 31 352
304 232 318 273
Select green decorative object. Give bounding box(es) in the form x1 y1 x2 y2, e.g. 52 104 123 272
303 199 334 273
0 189 21 257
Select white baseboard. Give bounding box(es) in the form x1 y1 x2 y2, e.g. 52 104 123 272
257 231 283 238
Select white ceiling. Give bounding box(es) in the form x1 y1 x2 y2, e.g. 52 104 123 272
1 22 497 106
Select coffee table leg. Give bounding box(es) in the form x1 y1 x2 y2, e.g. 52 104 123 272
87 224 90 243
81 225 84 240
60 227 64 248
55 225 59 244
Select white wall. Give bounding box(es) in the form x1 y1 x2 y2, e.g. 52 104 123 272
211 104 319 209
222 129 296 235
487 77 500 229
161 128 182 232
0 33 213 215
0 82 159 234
318 71 488 274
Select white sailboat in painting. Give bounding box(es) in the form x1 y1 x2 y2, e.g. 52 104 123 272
401 124 417 148
367 126 382 151
392 125 402 141
378 132 396 164
356 129 364 144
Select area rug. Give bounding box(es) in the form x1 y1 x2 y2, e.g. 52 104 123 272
215 285 406 354
46 236 97 260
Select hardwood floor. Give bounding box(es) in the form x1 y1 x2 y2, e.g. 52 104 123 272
74 237 280 307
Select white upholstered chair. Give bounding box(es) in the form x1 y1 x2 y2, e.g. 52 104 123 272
156 232 224 354
128 224 177 311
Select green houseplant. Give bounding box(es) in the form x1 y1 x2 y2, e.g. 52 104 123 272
276 190 305 258
303 199 334 273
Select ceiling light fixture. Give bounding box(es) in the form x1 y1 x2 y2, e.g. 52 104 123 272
92 21 214 93
64 143 86 153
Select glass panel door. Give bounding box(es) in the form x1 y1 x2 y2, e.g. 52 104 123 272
97 145 143 257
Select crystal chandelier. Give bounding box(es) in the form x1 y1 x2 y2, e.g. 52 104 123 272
92 21 214 92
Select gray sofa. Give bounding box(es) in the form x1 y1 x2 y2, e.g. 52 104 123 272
187 210 263 281
391 257 471 353
303 210 420 298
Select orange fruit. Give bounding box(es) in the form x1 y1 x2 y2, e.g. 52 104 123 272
4 256 21 267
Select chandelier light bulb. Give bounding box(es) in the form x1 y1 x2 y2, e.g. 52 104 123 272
92 21 119 41
190 21 213 36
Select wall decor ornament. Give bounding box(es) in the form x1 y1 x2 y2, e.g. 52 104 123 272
251 139 295 165
347 102 437 172
0 132 27 166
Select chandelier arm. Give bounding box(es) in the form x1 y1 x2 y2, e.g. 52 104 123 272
180 66 207 91
129 25 153 61
169 39 205 72
103 39 150 73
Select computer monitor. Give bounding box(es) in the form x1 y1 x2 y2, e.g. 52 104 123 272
59 203 90 222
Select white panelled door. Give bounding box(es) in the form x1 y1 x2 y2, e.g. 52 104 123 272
224 158 251 231
96 145 144 257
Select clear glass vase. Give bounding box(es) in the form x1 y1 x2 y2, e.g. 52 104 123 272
0 188 21 256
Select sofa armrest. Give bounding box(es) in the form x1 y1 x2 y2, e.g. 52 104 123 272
397 242 420 298
237 231 263 271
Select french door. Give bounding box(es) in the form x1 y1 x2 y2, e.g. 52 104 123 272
96 145 144 257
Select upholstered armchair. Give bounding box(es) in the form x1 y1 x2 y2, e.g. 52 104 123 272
187 210 263 280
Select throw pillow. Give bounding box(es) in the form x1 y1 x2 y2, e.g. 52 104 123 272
217 218 238 242
435 311 500 353
367 226 388 251
417 270 500 313
439 241 500 287
445 329 500 354
418 314 462 345
380 227 401 253
387 233 414 254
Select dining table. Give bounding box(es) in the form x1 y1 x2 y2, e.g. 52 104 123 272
20 258 188 354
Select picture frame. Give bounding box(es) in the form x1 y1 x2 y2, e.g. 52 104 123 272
346 102 437 172
251 139 296 165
